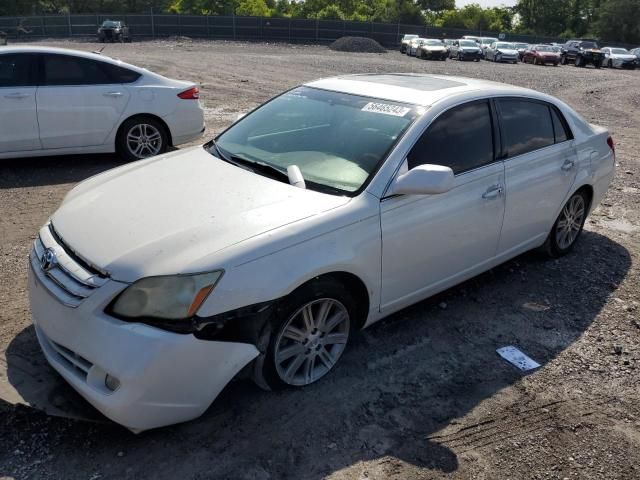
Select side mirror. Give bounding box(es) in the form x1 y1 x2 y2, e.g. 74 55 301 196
391 164 455 196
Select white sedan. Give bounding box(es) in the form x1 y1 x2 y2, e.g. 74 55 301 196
0 46 205 161
601 47 638 69
28 74 615 431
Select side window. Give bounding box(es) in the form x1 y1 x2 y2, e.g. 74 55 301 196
42 54 113 86
100 63 141 83
407 101 494 174
498 99 554 157
0 54 35 87
550 107 573 143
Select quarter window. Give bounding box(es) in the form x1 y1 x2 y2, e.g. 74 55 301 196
550 106 572 143
407 101 494 174
497 99 555 157
0 54 35 87
101 63 141 83
42 54 113 86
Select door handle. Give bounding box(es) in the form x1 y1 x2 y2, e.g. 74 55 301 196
103 92 123 97
482 185 503 199
4 92 30 99
561 159 575 171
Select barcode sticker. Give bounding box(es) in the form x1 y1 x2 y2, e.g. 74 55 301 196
362 102 411 117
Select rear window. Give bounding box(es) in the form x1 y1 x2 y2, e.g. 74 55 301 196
498 99 555 157
579 41 598 49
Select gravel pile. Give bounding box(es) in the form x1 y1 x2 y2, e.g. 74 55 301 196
329 36 386 53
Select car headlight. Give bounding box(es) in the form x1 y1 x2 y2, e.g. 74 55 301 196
109 271 223 322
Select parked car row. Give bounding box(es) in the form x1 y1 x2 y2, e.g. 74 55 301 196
399 34 639 70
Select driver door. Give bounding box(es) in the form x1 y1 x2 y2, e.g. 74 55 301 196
380 100 506 312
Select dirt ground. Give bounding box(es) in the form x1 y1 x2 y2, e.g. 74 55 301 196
1 39 639 480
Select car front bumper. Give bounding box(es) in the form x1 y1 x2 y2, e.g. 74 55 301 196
28 257 259 432
420 50 448 59
459 51 482 60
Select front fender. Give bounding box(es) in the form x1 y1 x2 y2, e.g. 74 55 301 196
197 193 382 322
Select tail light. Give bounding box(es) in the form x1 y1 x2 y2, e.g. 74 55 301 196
178 87 199 100
607 135 615 154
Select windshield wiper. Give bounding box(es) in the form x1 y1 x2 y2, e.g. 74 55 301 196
228 154 291 183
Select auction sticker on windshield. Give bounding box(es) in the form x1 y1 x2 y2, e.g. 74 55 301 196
362 102 411 117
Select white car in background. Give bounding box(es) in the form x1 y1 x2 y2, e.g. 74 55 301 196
601 47 638 69
29 74 615 431
0 46 205 161
485 42 520 63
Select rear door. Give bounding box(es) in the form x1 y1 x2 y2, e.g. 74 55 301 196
36 53 130 149
0 53 40 153
496 98 578 255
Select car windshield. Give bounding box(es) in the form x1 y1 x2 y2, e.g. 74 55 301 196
459 40 477 47
214 87 419 194
579 41 597 49
515 43 528 49
535 45 554 52
403 35 418 40
496 43 514 49
102 21 120 28
481 38 497 44
425 40 442 46
611 48 629 54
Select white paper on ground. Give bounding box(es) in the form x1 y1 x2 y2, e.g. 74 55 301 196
496 346 541 371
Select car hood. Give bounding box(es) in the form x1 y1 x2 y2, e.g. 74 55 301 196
423 45 446 51
461 47 480 52
611 54 636 60
496 49 518 54
51 147 350 282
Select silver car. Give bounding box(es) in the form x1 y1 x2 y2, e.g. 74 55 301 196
485 42 520 63
602 47 638 69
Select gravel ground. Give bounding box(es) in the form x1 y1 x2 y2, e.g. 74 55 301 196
1 39 639 480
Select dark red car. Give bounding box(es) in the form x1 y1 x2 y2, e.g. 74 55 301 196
522 45 561 66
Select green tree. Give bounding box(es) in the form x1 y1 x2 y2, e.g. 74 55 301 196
596 0 640 43
235 0 271 15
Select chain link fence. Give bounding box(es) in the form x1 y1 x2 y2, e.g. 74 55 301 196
0 13 633 49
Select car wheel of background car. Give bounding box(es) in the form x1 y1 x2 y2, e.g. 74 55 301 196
561 55 567 65
543 190 589 257
117 116 168 162
595 61 601 69
533 57 538 65
458 53 462 61
261 278 356 390
607 59 612 68
575 56 582 67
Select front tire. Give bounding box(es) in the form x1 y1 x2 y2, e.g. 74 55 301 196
543 191 588 257
116 116 168 162
261 279 356 390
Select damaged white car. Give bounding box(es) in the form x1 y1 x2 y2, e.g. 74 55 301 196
29 74 615 431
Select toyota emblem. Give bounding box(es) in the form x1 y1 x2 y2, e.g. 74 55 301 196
40 247 58 272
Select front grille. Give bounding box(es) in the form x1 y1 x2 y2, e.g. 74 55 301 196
30 223 108 308
36 327 93 380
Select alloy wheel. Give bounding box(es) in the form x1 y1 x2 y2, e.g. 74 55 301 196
555 194 586 250
274 298 350 386
126 123 163 159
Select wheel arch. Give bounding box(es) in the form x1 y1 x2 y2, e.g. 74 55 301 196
115 113 173 148
284 271 371 331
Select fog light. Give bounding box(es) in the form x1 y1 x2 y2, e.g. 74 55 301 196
105 374 120 392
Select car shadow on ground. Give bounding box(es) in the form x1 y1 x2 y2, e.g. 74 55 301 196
0 154 123 189
3 230 631 479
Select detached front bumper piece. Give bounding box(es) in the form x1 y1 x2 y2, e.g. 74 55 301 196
29 261 259 432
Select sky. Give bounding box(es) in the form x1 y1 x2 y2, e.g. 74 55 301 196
456 0 517 7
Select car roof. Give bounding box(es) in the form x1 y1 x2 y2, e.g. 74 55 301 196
0 46 144 72
305 73 534 107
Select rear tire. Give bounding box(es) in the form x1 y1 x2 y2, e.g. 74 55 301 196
542 191 588 257
116 116 168 162
259 279 356 390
